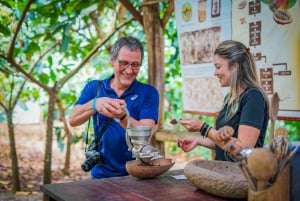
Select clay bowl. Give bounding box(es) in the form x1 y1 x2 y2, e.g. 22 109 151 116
126 158 175 179
184 159 248 198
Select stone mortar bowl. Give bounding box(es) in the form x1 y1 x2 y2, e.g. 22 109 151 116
184 159 248 198
126 158 174 179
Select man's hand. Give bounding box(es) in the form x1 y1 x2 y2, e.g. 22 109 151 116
96 97 126 119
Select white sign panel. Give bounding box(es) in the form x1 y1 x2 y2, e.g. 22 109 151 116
175 0 300 120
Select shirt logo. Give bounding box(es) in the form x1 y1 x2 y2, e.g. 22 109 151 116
131 95 138 100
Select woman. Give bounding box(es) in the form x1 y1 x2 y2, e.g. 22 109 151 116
177 40 269 161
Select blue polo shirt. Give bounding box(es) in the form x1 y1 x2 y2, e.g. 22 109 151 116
75 76 159 178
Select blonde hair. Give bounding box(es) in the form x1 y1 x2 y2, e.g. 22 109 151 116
214 40 269 119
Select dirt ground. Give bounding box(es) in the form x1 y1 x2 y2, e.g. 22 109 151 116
0 123 189 201
0 123 92 200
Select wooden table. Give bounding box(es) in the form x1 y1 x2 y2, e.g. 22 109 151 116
41 169 246 201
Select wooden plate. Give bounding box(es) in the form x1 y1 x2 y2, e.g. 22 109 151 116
126 158 174 179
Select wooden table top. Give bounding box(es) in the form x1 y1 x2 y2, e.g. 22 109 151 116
41 169 246 201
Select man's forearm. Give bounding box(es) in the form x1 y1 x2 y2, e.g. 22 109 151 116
69 103 94 126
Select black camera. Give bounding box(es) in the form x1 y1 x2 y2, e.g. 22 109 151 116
81 142 103 172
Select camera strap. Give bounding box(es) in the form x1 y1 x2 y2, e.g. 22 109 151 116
85 81 112 150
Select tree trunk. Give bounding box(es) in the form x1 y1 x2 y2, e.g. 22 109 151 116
63 122 72 174
142 0 165 154
7 111 21 192
56 98 72 174
43 91 56 185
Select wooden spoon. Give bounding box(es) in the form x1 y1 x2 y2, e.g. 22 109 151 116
269 92 280 143
275 127 288 138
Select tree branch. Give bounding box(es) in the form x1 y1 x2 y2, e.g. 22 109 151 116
6 41 60 95
11 41 60 109
8 0 35 58
32 41 60 70
119 0 143 26
58 18 133 87
161 0 174 28
7 58 51 93
89 11 105 39
6 0 53 93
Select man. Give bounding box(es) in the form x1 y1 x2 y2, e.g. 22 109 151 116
69 36 159 179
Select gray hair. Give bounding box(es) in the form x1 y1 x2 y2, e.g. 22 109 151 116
110 36 144 62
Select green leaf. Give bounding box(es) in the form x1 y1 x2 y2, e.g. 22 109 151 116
72 134 83 144
0 0 13 9
61 21 73 52
47 56 53 66
0 24 10 36
38 73 49 84
25 42 40 58
44 21 65 41
57 138 65 152
50 69 56 82
61 35 69 52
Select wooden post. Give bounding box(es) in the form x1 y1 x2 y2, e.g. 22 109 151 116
142 0 165 154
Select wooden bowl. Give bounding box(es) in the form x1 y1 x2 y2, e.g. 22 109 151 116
184 159 248 198
126 158 175 179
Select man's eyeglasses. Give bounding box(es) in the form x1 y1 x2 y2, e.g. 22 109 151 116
116 59 141 70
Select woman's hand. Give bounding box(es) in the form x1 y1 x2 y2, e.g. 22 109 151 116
178 118 203 132
177 137 200 152
215 126 234 142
